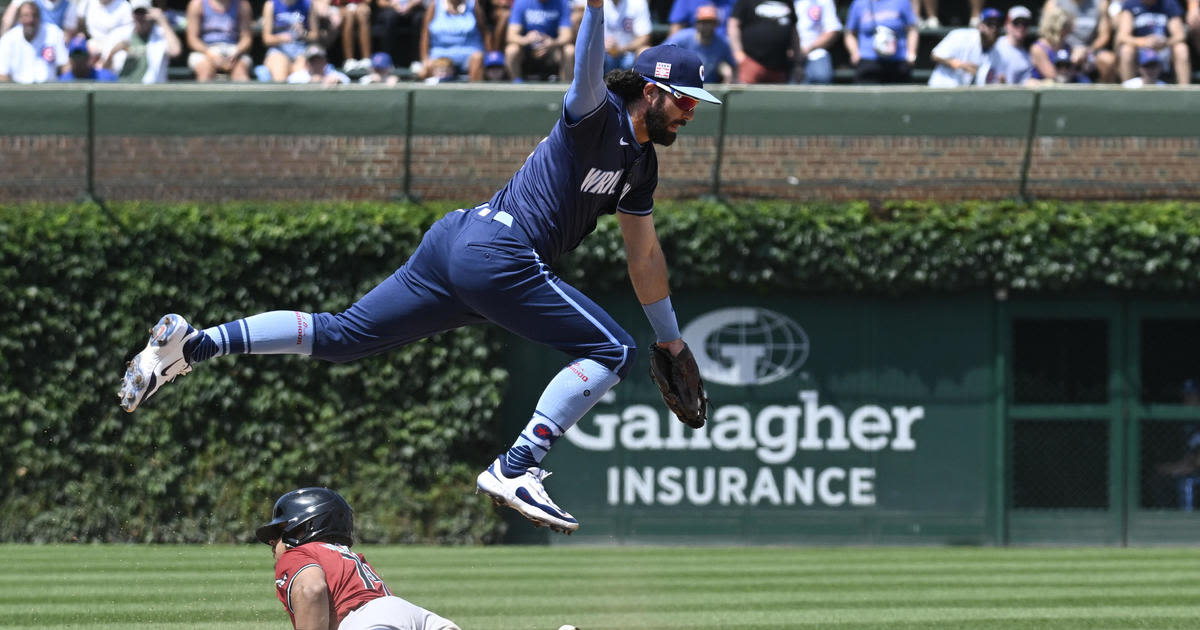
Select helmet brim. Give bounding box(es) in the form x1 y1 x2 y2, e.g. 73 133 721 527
255 518 286 545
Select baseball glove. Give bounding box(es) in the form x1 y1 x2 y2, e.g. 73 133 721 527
648 342 709 429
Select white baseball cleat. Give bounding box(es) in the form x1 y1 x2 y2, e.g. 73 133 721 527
118 314 198 412
477 456 579 534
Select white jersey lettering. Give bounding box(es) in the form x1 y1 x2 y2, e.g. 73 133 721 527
580 167 622 195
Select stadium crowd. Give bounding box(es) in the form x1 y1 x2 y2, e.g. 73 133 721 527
0 0 1195 85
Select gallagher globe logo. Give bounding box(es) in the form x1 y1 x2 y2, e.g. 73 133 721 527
681 307 809 386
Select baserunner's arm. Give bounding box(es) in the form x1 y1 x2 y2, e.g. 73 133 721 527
564 0 606 122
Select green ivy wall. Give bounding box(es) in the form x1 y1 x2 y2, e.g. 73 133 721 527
2 200 1198 543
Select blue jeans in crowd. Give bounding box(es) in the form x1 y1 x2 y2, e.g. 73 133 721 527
803 55 834 84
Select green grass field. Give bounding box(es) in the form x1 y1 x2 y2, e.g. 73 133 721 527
6 545 1200 630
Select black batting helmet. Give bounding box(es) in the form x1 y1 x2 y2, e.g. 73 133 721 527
255 487 355 547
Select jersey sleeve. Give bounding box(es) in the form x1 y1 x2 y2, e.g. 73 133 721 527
930 30 959 60
274 547 324 623
508 0 526 25
557 0 573 28
564 4 607 122
821 0 843 31
617 151 657 215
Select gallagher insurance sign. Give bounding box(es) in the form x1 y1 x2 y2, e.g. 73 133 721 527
500 294 997 544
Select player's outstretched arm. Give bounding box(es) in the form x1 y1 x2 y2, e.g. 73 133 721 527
563 0 606 122
289 566 334 630
617 212 684 354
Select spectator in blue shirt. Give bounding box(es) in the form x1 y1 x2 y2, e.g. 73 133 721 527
663 4 735 82
505 0 574 80
60 35 117 79
844 0 918 83
668 0 733 37
1115 0 1190 83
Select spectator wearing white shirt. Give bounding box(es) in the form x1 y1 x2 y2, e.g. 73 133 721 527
793 0 840 83
0 0 68 82
75 0 134 70
927 5 1003 86
112 0 181 82
602 0 651 71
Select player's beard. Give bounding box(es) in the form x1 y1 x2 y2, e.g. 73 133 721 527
645 99 680 147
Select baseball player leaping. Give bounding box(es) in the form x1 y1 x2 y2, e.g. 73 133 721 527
118 0 721 535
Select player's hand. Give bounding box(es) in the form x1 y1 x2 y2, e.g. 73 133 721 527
659 338 685 356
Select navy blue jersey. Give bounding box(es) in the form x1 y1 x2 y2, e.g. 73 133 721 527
489 92 659 265
1122 0 1183 37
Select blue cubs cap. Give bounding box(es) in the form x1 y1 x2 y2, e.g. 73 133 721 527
68 36 89 56
484 50 504 68
371 52 393 69
1138 48 1161 66
1053 48 1072 64
979 7 1003 23
634 44 721 105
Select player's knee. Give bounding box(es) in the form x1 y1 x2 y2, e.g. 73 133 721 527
612 350 636 380
308 312 358 363
606 331 638 381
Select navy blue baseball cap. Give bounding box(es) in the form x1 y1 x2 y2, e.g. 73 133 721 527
1138 48 1161 66
634 44 721 105
979 7 1003 23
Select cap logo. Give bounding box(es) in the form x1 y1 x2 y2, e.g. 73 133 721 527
654 62 672 79
699 64 705 82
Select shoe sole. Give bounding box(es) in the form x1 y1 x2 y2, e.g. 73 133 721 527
118 314 183 413
476 472 578 535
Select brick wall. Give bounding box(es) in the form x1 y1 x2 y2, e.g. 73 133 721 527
2 133 1197 203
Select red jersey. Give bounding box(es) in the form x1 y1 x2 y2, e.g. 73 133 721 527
273 542 392 628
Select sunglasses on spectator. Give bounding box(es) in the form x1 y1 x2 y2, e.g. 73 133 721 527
648 81 699 113
1011 19 1031 26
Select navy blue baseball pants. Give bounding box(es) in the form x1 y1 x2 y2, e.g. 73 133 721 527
310 207 637 380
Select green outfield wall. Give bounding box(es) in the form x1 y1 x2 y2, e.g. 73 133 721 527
501 292 1200 546
0 84 1198 203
